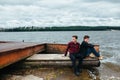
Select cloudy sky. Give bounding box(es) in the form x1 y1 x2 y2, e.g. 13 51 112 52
0 0 120 28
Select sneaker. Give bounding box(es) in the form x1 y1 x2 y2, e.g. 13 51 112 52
78 69 82 73
74 71 80 76
98 56 103 60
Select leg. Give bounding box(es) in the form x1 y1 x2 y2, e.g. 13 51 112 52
69 54 77 72
70 54 79 76
77 54 83 73
87 47 100 57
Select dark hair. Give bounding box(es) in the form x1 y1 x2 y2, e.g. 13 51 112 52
84 35 90 39
72 35 78 39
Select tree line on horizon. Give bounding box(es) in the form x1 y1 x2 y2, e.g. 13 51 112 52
0 26 120 32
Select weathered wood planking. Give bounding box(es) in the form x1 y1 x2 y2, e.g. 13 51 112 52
0 42 45 69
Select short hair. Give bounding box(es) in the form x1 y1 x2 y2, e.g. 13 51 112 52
84 35 90 39
72 35 78 39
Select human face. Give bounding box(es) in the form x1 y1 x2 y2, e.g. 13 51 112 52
84 38 89 43
72 37 77 43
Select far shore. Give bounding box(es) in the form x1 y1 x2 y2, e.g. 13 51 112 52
0 26 120 32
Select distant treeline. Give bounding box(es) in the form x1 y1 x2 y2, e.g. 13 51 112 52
0 26 120 32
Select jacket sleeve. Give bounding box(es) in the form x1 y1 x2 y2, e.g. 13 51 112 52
83 41 94 48
65 43 70 56
78 43 81 52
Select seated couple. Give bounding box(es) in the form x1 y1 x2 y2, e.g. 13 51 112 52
64 35 103 76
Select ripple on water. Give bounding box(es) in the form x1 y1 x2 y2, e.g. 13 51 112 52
99 63 120 80
101 76 120 80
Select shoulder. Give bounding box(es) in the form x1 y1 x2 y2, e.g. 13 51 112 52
77 42 80 45
81 41 84 44
67 41 73 45
81 41 87 45
82 41 86 43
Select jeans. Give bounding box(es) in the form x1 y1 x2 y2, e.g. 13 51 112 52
69 53 83 72
86 47 100 57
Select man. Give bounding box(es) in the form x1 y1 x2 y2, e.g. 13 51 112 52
80 35 102 59
64 35 82 76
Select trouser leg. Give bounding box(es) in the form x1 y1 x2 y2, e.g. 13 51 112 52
87 47 100 57
70 54 77 72
77 54 83 72
78 58 83 68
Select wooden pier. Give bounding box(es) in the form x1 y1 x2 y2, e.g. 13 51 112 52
0 42 100 69
25 44 100 67
0 41 45 69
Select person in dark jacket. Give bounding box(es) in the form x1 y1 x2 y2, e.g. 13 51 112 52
80 35 102 59
64 35 83 76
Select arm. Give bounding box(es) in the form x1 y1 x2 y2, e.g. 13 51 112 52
88 43 94 47
64 43 70 56
78 43 81 52
82 41 94 48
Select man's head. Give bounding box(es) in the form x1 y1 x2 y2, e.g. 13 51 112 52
84 35 90 42
72 35 78 43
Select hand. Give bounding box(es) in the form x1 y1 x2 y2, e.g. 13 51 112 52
62 55 66 57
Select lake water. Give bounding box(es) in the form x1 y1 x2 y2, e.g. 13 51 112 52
0 31 120 80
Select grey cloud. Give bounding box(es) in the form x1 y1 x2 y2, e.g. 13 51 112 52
82 0 120 3
0 0 120 27
0 0 36 5
0 0 75 6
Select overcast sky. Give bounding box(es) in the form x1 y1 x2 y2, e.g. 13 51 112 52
0 0 120 28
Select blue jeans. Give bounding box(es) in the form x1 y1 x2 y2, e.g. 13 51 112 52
86 47 100 57
69 53 83 72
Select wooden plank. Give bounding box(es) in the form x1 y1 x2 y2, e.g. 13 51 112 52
27 54 69 61
0 42 44 54
0 42 45 69
46 44 99 54
27 54 99 61
46 44 67 53
25 54 100 67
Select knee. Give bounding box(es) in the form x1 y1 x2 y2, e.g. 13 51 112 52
79 58 83 61
70 56 75 61
70 55 75 61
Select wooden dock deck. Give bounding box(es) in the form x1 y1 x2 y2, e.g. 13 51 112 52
25 54 100 67
0 42 100 69
0 42 45 69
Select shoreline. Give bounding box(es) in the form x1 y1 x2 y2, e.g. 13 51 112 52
1 26 120 32
1 62 120 80
0 30 120 32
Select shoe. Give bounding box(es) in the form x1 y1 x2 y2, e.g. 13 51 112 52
74 71 80 76
98 56 103 60
78 69 82 73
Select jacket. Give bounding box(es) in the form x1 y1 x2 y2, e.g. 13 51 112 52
80 41 94 57
65 41 80 56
